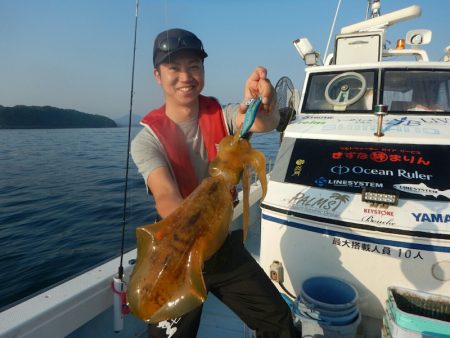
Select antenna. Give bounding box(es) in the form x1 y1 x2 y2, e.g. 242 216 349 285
324 0 342 62
369 0 381 18
341 5 421 34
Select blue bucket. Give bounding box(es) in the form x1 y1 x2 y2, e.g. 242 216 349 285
298 276 360 336
301 276 358 311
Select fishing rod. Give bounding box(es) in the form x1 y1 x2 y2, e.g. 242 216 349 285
113 0 140 332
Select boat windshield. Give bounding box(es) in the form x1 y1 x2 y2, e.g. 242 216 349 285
382 70 450 114
303 70 377 113
302 69 450 114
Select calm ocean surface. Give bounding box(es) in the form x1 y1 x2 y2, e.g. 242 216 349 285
0 127 280 309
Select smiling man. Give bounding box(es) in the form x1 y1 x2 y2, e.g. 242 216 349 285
130 28 296 338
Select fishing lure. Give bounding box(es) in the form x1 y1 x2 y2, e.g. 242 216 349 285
240 96 262 139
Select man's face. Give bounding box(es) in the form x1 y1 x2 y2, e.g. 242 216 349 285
154 51 205 107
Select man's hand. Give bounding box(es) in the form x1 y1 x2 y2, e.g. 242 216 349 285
237 67 279 132
240 66 275 115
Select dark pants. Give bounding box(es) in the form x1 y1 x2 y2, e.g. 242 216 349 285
148 231 297 338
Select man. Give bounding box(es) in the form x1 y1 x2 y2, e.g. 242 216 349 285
131 28 296 338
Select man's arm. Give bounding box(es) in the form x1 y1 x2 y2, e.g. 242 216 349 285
131 129 183 219
147 167 184 218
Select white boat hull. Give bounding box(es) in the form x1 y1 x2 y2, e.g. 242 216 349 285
260 208 450 337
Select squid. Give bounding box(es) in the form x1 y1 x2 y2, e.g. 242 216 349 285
126 131 267 323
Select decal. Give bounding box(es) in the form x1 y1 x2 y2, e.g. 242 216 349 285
330 165 433 180
314 177 327 187
285 191 350 216
284 139 449 202
263 213 450 250
332 151 431 166
299 120 326 125
361 208 396 226
412 213 450 223
157 318 181 338
315 177 383 189
291 159 305 176
321 122 440 135
388 117 450 125
417 117 450 124
361 215 395 226
331 165 393 176
297 116 332 124
363 208 394 216
385 117 407 127
332 237 424 260
394 183 450 200
330 117 449 126
398 170 432 180
300 116 333 120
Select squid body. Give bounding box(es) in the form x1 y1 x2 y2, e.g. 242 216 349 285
127 132 267 323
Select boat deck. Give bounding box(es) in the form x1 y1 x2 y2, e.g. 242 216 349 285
198 294 254 338
198 201 262 338
0 183 264 338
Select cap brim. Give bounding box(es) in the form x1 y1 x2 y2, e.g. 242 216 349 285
154 48 208 68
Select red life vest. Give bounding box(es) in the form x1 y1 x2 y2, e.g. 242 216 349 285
140 95 229 198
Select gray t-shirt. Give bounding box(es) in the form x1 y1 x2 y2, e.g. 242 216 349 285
131 103 240 189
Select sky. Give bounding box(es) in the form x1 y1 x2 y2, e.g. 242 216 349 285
1 0 449 120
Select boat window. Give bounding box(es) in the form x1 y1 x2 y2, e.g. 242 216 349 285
303 71 376 113
382 70 450 114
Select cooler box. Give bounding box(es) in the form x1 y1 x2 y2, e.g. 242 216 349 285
387 286 450 338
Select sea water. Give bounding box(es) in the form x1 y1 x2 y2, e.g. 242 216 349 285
0 127 279 309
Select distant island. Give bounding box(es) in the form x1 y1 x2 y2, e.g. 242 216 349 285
0 105 117 129
114 113 143 127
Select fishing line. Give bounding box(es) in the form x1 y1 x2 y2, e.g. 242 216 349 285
118 0 140 281
163 0 172 64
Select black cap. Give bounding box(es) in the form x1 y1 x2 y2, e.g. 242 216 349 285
153 28 208 68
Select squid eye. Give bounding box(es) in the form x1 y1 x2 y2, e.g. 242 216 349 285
209 167 221 177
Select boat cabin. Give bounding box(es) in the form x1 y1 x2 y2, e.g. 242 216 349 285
260 3 450 337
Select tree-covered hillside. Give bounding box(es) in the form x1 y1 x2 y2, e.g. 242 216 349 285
0 105 117 129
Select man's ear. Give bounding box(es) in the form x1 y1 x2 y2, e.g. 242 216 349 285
153 68 162 85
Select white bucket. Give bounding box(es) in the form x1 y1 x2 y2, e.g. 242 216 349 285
299 310 361 338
